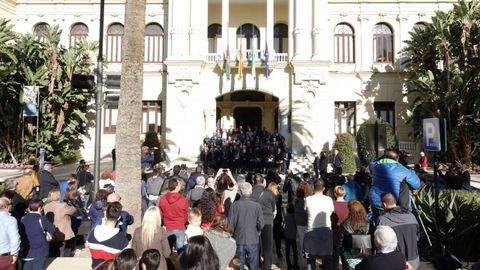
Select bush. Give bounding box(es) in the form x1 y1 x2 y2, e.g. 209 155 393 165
414 185 480 261
356 118 397 166
333 133 356 173
143 131 162 164
52 149 82 164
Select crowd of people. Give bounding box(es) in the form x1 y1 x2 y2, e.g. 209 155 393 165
199 127 292 174
1 145 478 270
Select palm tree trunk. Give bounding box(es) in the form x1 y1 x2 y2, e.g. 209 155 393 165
115 0 146 232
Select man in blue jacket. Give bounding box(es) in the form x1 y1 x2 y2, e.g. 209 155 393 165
369 150 420 220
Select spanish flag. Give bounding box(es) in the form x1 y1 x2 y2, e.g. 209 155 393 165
238 43 244 80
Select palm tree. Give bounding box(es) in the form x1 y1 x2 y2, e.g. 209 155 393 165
115 0 146 228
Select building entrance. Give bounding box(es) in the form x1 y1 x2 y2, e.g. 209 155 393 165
233 107 262 129
216 90 279 132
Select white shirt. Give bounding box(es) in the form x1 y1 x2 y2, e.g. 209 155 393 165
304 193 334 230
99 179 116 189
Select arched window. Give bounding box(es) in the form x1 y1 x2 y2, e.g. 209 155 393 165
373 23 394 63
334 23 355 63
208 23 222 53
106 23 124 63
236 23 260 50
33 22 49 38
274 23 288 53
144 23 164 63
70 23 89 48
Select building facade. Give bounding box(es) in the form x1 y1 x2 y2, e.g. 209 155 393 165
9 0 455 163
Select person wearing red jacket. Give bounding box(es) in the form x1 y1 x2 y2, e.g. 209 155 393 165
159 178 188 251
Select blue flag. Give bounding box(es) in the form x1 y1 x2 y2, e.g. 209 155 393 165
264 42 269 79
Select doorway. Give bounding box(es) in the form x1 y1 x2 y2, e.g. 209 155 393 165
233 107 262 129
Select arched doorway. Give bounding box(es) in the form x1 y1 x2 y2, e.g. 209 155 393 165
216 90 279 131
233 107 262 129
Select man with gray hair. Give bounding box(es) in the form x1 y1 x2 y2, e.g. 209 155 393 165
355 225 409 270
228 182 264 270
186 175 205 208
0 197 20 270
39 163 58 199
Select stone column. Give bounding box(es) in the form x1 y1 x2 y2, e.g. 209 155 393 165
288 0 294 60
311 0 329 60
169 0 189 58
293 0 309 59
222 0 229 53
266 0 275 54
189 0 207 58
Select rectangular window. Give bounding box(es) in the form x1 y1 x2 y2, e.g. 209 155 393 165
106 35 123 63
144 35 163 63
208 36 222 54
334 102 356 135
142 101 162 134
374 102 395 129
104 95 119 134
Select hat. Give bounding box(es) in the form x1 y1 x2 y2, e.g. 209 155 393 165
107 192 121 203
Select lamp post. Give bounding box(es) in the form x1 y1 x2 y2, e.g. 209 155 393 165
94 0 105 192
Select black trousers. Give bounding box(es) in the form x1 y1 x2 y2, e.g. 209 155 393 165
285 238 298 268
259 224 273 270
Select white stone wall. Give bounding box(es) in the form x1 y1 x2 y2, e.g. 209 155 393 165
8 0 456 163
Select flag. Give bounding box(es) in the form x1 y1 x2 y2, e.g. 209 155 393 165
225 44 231 80
238 43 244 80
264 42 269 80
251 39 256 79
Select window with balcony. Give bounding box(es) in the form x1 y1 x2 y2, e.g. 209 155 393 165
144 23 164 63
208 23 222 54
274 23 288 53
69 23 89 49
374 102 395 129
236 23 260 50
142 101 162 134
334 102 356 135
33 22 49 38
373 23 394 63
334 23 355 63
106 23 124 63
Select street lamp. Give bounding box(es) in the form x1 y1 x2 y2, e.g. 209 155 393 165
94 0 105 192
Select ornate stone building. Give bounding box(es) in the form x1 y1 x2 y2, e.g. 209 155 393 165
7 0 455 163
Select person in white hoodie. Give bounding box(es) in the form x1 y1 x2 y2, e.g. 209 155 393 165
87 202 129 269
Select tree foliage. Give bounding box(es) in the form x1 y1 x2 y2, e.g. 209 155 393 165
0 19 97 163
403 0 480 164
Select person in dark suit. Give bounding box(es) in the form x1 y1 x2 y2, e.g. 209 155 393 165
355 225 412 270
332 149 343 173
39 164 58 200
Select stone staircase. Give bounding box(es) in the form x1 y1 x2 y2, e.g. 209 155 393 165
289 154 314 174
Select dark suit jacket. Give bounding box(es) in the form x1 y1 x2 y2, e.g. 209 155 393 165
39 170 58 199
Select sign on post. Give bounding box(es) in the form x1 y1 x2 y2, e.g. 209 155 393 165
423 118 447 152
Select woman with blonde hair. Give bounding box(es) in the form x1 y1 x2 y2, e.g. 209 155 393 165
43 188 77 257
132 206 171 270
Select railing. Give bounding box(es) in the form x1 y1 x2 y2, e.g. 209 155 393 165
399 141 417 153
205 50 288 64
275 53 288 63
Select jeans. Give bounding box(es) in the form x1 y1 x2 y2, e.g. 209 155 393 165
297 225 308 268
167 230 185 251
236 244 259 270
22 257 47 270
260 225 273 270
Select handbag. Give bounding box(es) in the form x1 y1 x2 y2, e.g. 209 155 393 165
39 218 53 242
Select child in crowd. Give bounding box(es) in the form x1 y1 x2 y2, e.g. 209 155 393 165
227 256 241 270
139 249 161 270
185 208 204 242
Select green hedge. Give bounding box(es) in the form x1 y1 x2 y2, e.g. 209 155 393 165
356 118 397 166
414 186 480 261
333 133 356 173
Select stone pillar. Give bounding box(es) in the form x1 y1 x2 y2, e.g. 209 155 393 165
169 0 189 58
311 0 329 60
266 0 275 54
288 0 294 60
189 0 207 58
222 0 229 53
293 0 309 59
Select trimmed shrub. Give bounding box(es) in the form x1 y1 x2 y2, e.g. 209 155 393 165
333 133 356 173
356 118 397 166
414 185 480 261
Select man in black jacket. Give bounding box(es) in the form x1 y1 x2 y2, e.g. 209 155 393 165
39 164 58 199
378 192 420 269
